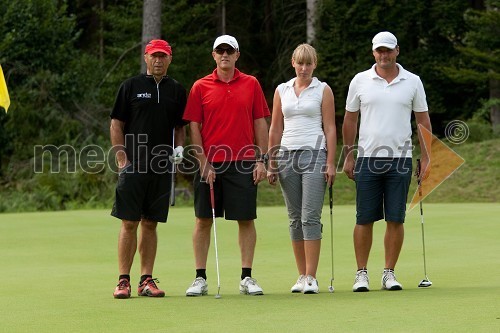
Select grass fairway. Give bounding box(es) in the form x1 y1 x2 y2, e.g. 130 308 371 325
0 203 499 332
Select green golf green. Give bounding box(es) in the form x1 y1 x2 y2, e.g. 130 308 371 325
0 203 498 332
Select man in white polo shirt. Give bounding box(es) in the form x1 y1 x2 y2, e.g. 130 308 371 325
343 31 432 292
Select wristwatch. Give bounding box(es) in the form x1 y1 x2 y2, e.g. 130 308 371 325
256 153 269 166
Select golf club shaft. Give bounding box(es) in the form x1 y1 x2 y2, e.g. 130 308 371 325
329 185 334 285
419 188 428 278
210 184 221 295
417 159 429 280
170 128 176 206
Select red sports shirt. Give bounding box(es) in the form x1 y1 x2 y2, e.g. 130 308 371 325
183 69 270 162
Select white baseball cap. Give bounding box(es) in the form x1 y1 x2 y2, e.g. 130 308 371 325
372 31 398 50
213 35 239 51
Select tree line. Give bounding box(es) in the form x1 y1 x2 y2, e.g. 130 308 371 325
0 0 498 212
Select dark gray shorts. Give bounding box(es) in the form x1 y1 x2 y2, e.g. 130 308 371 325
111 166 172 222
354 157 412 224
194 161 257 220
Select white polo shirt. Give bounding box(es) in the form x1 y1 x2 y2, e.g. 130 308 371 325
278 77 327 150
345 63 428 158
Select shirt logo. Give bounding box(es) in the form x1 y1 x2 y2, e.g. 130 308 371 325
137 92 152 99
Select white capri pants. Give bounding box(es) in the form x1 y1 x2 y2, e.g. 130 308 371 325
277 149 326 241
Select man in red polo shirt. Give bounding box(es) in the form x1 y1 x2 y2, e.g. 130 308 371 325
183 35 270 296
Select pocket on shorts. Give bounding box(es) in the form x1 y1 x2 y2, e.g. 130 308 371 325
116 164 135 190
118 164 133 176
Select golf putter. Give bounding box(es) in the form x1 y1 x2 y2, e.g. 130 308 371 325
416 159 432 288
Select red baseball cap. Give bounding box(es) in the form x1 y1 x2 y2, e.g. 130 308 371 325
145 39 172 55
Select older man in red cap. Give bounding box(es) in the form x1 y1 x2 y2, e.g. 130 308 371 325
110 39 187 299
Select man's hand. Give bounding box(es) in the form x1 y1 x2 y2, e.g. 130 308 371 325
417 158 431 183
343 156 356 181
200 162 216 185
116 150 130 170
253 162 266 185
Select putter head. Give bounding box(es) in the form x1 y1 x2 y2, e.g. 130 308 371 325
328 285 334 293
418 279 432 288
215 294 221 299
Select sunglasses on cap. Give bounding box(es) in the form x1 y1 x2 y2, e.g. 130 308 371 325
214 47 236 55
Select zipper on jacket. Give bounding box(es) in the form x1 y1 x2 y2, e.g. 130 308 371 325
156 81 161 104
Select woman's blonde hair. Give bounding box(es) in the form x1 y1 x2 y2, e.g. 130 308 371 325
292 43 317 65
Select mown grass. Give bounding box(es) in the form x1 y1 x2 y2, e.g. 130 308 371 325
0 204 499 332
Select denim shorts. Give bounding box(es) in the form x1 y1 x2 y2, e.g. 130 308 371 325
354 157 412 224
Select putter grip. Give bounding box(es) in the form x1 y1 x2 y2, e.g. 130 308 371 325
416 159 422 184
210 184 215 209
170 175 175 206
416 159 423 197
329 186 333 209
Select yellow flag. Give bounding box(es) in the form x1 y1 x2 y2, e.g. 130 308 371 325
0 64 10 113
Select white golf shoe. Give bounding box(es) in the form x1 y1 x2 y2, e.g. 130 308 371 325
382 269 403 290
239 277 264 295
291 275 305 293
303 275 319 294
186 277 208 296
353 269 370 292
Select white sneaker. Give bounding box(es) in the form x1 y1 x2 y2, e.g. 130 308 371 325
291 275 305 293
353 269 370 292
382 269 403 290
186 277 208 296
303 275 319 294
239 277 264 295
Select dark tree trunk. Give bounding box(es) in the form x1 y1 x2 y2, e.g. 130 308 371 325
141 0 162 73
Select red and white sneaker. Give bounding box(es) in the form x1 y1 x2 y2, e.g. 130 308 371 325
113 278 131 299
138 277 165 297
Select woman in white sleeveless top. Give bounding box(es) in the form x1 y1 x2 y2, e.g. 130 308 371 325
267 44 337 294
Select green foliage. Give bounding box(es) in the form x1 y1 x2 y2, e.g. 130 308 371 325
462 0 500 73
0 0 84 164
465 118 494 142
317 0 482 133
90 0 143 106
0 0 78 72
441 0 500 82
1 0 498 212
161 0 220 88
431 138 500 202
439 0 500 133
